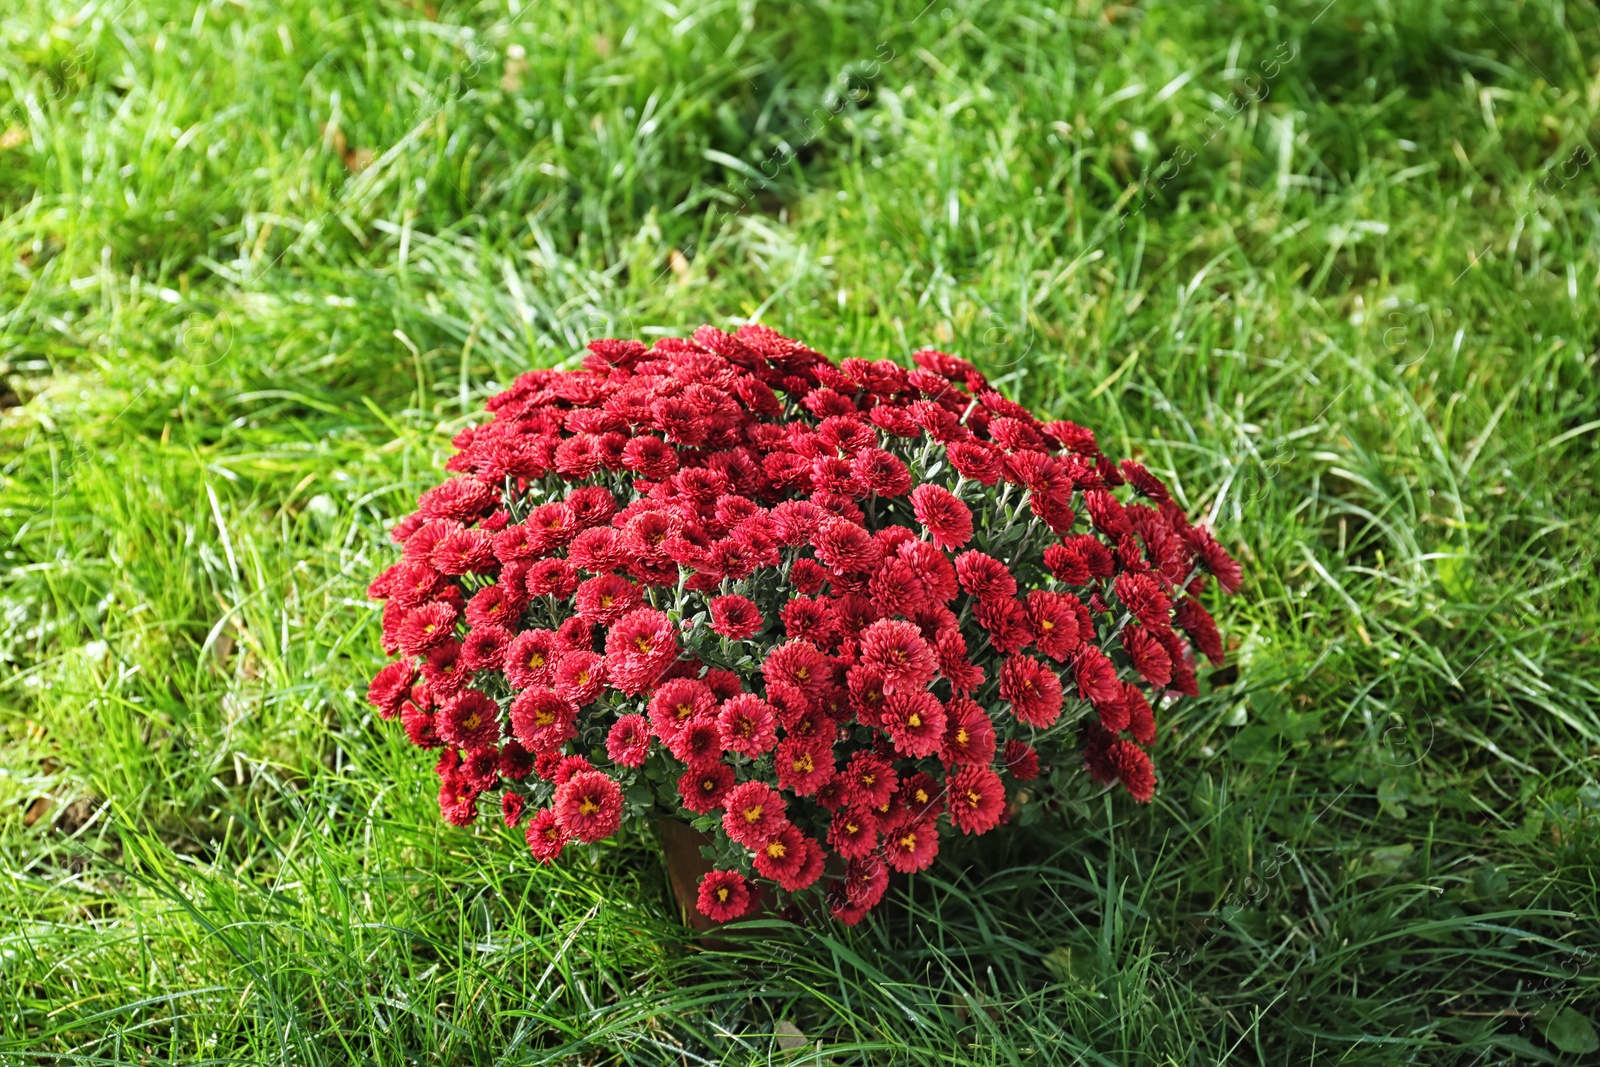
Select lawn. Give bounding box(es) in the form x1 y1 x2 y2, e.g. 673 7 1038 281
2 0 1599 1062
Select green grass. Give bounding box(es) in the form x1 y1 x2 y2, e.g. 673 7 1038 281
3 0 1599 1062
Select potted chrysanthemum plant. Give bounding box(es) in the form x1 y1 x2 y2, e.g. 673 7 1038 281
365 326 1239 926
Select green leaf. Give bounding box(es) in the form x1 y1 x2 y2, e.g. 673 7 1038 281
1469 865 1509 903
1231 724 1281 765
1539 1007 1599 1055
1355 843 1413 878
1435 552 1475 599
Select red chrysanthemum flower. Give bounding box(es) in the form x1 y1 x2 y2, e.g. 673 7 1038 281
947 440 1005 485
501 791 527 827
909 483 973 550
707 594 764 640
437 690 502 750
1121 624 1173 690
621 434 678 480
840 750 898 812
417 475 499 522
509 687 577 753
553 650 607 706
697 869 755 921
1003 739 1040 780
751 824 810 888
774 737 835 796
1109 739 1157 802
946 765 1005 835
397 601 458 657
460 624 513 672
604 608 678 695
504 629 559 690
858 619 939 694
1183 525 1243 594
551 753 595 786
999 654 1064 728
721 781 787 848
367 661 416 720
401 701 441 748
666 714 723 767
827 807 878 859
761 639 829 695
828 857 891 925
431 526 496 576
1123 682 1157 746
716 694 779 757
438 772 480 826
460 746 501 791
606 714 652 767
499 740 534 780
648 677 716 742
789 557 830 595
933 628 985 694
526 557 580 599
940 695 997 767
879 691 946 758
677 763 735 813
883 816 940 873
1113 572 1172 630
573 574 643 626
813 517 881 574
974 595 1034 654
1174 597 1225 665
1026 590 1082 662
954 551 1017 601
526 808 570 863
851 448 912 496
1072 643 1123 709
552 770 624 842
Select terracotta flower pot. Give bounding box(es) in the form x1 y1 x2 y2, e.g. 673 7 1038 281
657 817 721 932
657 818 881 931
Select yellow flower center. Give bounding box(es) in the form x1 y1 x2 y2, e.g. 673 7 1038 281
898 832 917 850
528 652 545 668
462 713 480 730
742 804 763 824
716 886 729 902
1040 619 1054 631
578 797 600 816
907 713 922 728
914 788 929 804
634 636 653 653
535 709 554 726
765 840 786 859
956 728 969 744
599 594 614 608
966 790 981 807
792 753 814 774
